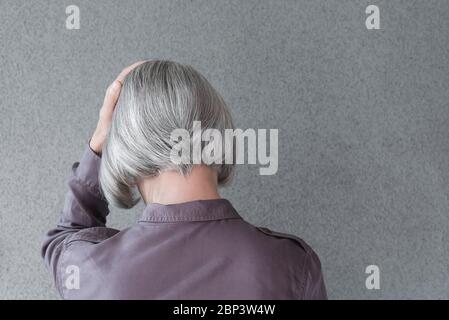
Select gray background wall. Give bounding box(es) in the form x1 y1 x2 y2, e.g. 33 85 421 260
0 0 448 299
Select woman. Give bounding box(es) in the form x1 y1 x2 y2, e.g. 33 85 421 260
41 60 327 299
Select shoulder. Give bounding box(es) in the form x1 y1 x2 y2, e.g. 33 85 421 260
256 226 327 299
254 226 324 272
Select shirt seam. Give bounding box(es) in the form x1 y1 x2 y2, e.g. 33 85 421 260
138 216 242 223
299 249 312 299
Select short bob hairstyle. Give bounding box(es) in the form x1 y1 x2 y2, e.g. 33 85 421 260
99 60 235 208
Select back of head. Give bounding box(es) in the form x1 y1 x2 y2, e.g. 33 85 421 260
99 60 235 208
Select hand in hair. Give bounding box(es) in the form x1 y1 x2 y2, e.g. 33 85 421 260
89 61 145 155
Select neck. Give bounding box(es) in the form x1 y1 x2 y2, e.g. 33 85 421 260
137 165 221 205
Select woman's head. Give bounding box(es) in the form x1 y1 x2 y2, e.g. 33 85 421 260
99 60 235 208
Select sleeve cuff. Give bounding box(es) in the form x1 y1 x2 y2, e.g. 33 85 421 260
71 142 103 196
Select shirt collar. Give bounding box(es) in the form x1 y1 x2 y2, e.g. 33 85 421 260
138 198 242 223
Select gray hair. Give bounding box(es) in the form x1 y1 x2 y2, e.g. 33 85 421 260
99 60 235 208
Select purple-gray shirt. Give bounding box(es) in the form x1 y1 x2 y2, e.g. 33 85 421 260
41 144 327 299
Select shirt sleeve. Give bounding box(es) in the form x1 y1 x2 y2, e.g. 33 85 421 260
302 249 328 300
41 141 119 295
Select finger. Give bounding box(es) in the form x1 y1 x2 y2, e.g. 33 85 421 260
100 61 146 119
100 80 122 118
116 60 146 84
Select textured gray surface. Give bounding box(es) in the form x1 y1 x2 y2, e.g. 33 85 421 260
0 0 448 299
